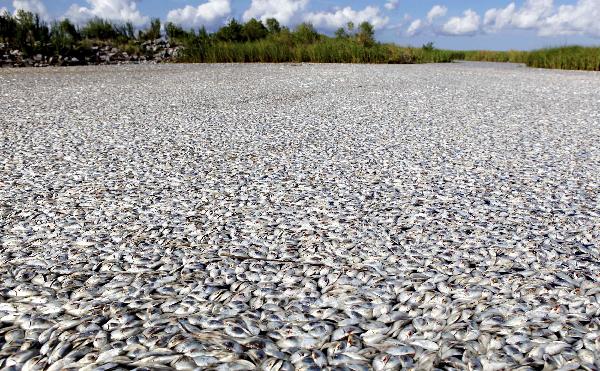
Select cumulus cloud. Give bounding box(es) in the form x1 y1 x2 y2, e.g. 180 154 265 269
12 0 48 20
540 0 600 37
482 0 600 37
65 0 149 26
511 0 553 28
441 9 480 35
484 0 553 31
304 5 389 30
426 5 447 23
167 0 231 29
402 0 600 39
384 0 399 11
406 19 424 36
483 3 516 30
242 0 307 24
405 5 447 37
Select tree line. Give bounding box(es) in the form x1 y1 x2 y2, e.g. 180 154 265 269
0 10 375 55
0 9 465 64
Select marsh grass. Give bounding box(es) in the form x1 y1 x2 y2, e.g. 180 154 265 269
527 46 600 71
179 38 466 64
463 47 600 71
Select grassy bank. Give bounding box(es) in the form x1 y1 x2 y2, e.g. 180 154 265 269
463 46 600 71
1 10 599 70
179 39 465 64
1 11 462 65
173 21 464 64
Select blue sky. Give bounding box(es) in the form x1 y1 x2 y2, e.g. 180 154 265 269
2 0 599 50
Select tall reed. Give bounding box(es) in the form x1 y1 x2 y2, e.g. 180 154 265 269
462 47 600 71
179 39 466 64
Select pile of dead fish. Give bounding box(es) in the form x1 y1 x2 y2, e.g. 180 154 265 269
1 63 599 370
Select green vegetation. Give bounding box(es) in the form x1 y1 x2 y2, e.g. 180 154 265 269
141 18 161 41
1 10 135 58
176 21 464 64
0 11 461 64
1 9 599 70
525 46 600 71
0 10 49 56
463 47 600 71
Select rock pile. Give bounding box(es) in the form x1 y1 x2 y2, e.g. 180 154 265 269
0 39 183 68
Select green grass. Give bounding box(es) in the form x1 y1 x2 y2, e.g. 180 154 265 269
178 39 466 64
527 46 600 71
180 41 600 71
462 46 600 71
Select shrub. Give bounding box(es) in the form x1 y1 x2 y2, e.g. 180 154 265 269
294 23 319 44
166 22 188 40
216 19 243 42
0 10 18 43
357 22 375 47
265 18 281 34
242 18 268 41
143 18 161 40
50 19 80 53
9 10 50 55
422 42 434 52
82 18 119 40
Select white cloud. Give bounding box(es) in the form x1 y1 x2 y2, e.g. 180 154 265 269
512 0 553 28
401 0 600 39
441 9 480 35
484 0 553 31
540 0 600 37
405 5 447 37
167 0 231 28
304 5 389 30
65 0 149 26
427 5 447 23
384 0 399 11
242 0 307 24
12 0 48 20
406 19 423 36
482 0 600 37
483 3 516 30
